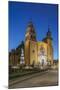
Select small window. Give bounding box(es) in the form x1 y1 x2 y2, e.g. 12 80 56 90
32 50 35 53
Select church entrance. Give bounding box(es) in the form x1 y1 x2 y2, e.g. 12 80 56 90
39 55 47 66
38 45 47 67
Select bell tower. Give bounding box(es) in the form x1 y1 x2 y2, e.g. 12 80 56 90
46 28 52 45
46 27 53 65
25 21 36 66
25 21 36 41
42 27 53 65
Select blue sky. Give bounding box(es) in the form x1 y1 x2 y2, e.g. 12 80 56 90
9 1 58 60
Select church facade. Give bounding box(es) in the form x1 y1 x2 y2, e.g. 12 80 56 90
25 21 53 67
9 21 53 68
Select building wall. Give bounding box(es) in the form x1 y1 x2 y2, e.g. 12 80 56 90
47 44 53 65
9 53 13 66
25 40 30 65
25 40 53 66
37 42 48 66
30 41 38 65
46 39 53 65
9 40 53 66
9 53 19 66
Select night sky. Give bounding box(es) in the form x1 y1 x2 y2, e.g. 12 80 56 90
9 1 58 60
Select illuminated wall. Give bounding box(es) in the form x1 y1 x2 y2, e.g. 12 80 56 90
37 42 48 66
30 41 38 65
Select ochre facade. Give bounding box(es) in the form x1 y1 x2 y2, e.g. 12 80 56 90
30 41 38 65
25 21 53 66
9 21 53 67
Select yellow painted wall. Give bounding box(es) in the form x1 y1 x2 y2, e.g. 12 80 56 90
25 40 53 66
30 41 38 65
47 45 53 65
25 40 30 65
37 42 48 64
47 39 53 65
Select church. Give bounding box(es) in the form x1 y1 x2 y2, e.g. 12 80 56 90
25 21 53 67
9 21 53 68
